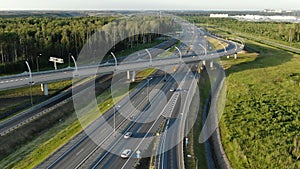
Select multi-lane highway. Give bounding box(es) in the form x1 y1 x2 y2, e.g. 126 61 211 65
1 20 244 169
38 66 183 169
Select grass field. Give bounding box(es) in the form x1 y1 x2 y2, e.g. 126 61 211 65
219 40 300 168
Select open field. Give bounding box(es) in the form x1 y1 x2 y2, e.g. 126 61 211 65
219 40 300 168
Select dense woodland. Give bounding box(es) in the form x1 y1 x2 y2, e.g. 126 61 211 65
186 17 300 45
0 16 175 74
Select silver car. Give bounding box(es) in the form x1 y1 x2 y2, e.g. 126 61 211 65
124 132 132 139
121 149 132 158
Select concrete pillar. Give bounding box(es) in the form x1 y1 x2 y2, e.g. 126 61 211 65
42 83 48 96
210 61 214 68
234 53 238 59
202 60 206 66
227 55 230 59
131 71 136 82
127 70 130 80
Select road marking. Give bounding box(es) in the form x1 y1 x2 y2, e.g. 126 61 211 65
76 148 85 156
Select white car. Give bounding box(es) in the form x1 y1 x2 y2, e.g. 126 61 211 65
124 132 132 139
120 149 132 158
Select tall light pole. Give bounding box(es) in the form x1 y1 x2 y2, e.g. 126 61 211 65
36 53 41 72
175 46 182 62
146 78 152 101
113 106 116 132
110 52 118 70
198 43 207 55
71 55 78 75
145 49 152 65
25 61 33 106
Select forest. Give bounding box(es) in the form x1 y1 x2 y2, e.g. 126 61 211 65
185 16 300 45
0 15 175 74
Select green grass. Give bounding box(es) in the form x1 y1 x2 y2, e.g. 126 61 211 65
186 69 210 169
0 80 72 121
0 95 77 169
219 39 300 168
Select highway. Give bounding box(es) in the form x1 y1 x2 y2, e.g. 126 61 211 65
156 68 198 169
90 66 192 169
39 67 181 169
5 22 242 169
38 23 201 169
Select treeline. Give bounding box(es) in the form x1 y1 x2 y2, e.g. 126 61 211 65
0 15 175 74
186 17 300 44
0 16 115 73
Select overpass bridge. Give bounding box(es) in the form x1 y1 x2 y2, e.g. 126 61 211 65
0 40 243 93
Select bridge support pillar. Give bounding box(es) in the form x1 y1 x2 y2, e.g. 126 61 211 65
227 55 230 59
41 83 48 96
127 70 130 80
234 53 238 59
131 71 136 82
202 60 206 66
210 61 214 68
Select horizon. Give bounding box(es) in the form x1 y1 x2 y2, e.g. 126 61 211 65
0 0 299 11
0 9 298 12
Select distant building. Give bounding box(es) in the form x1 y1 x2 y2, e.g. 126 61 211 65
232 15 299 23
209 14 229 18
263 9 283 13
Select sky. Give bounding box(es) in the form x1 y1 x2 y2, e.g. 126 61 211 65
0 0 299 11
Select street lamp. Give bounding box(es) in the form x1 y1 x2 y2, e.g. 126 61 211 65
187 154 198 169
36 53 41 72
110 52 118 70
71 55 78 76
198 44 207 56
146 77 153 101
25 61 33 106
145 49 152 65
108 104 116 132
175 46 182 61
113 106 116 132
